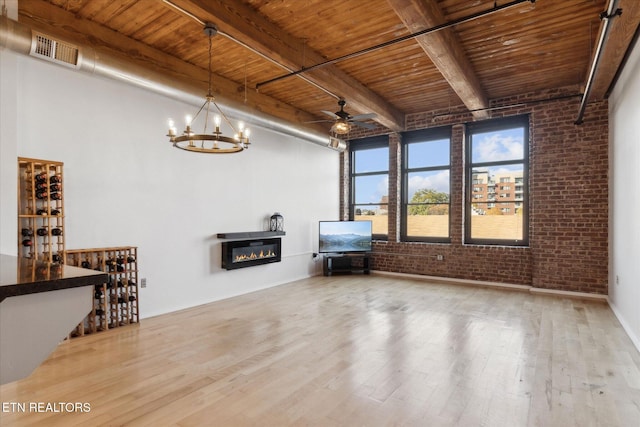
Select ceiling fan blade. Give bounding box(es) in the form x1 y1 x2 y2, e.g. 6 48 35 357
350 113 377 121
352 121 377 130
321 110 339 119
304 119 333 124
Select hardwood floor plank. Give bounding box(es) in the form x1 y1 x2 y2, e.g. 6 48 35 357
0 275 638 426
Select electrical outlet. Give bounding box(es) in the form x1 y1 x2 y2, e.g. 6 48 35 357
436 254 444 261
141 278 147 288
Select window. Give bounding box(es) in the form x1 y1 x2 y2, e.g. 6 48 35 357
350 136 389 239
401 127 451 242
465 115 528 245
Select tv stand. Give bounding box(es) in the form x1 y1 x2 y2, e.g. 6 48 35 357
323 253 370 276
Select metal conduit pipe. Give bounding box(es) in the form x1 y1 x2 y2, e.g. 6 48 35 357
0 16 330 147
575 0 622 125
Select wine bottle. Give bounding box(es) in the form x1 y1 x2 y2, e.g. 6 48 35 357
21 228 33 236
36 227 48 236
116 257 125 265
34 172 47 183
128 295 137 302
51 227 63 236
36 208 49 215
95 290 103 299
35 190 48 200
35 182 48 190
116 264 125 272
82 261 92 269
50 192 62 200
95 309 105 316
49 174 61 184
127 256 136 263
49 183 62 192
50 208 61 215
51 253 62 263
22 238 33 247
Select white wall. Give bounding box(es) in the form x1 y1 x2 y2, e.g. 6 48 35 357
609 36 640 351
0 48 18 255
0 0 19 255
1 53 339 318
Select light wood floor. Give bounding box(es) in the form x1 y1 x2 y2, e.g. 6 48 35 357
1 275 639 426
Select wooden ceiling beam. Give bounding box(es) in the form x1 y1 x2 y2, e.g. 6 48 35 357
164 0 405 131
17 0 329 135
386 0 490 119
589 0 640 100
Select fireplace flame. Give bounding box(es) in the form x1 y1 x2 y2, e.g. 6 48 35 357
234 249 276 263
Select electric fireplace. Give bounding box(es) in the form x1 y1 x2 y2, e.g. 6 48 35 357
221 238 281 270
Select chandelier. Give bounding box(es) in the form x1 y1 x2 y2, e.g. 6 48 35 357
167 23 250 153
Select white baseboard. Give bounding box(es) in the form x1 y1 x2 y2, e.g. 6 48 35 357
607 298 640 353
371 270 609 302
528 287 608 301
372 270 531 292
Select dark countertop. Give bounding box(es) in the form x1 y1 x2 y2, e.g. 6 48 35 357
0 254 108 302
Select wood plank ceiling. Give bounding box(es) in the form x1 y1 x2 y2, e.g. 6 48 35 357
16 0 640 135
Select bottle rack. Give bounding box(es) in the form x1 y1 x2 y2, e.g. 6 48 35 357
18 158 65 263
65 247 139 337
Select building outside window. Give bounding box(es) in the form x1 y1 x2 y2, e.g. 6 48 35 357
350 136 389 239
465 115 529 245
401 127 451 242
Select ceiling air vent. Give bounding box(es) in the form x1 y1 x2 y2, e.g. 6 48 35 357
31 33 80 68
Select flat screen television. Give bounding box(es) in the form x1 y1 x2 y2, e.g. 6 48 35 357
319 220 372 254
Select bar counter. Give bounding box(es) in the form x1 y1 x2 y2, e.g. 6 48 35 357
0 254 107 302
0 254 108 384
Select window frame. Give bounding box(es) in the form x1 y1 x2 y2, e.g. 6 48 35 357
400 126 452 243
464 115 529 246
349 135 389 241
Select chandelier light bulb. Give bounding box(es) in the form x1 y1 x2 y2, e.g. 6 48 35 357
167 119 176 137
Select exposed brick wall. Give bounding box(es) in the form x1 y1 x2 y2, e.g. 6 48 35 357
527 95 609 293
341 86 609 294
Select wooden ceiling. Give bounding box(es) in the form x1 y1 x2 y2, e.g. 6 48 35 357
17 0 640 134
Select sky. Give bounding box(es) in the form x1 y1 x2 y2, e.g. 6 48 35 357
354 127 524 205
320 220 372 236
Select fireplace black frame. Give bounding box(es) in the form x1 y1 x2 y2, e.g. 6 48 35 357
221 238 281 270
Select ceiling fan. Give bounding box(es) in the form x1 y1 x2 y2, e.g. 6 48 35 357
318 99 377 135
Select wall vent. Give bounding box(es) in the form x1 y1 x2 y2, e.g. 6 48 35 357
31 33 80 68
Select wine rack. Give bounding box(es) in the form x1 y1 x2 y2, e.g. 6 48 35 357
18 158 65 263
65 247 139 337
